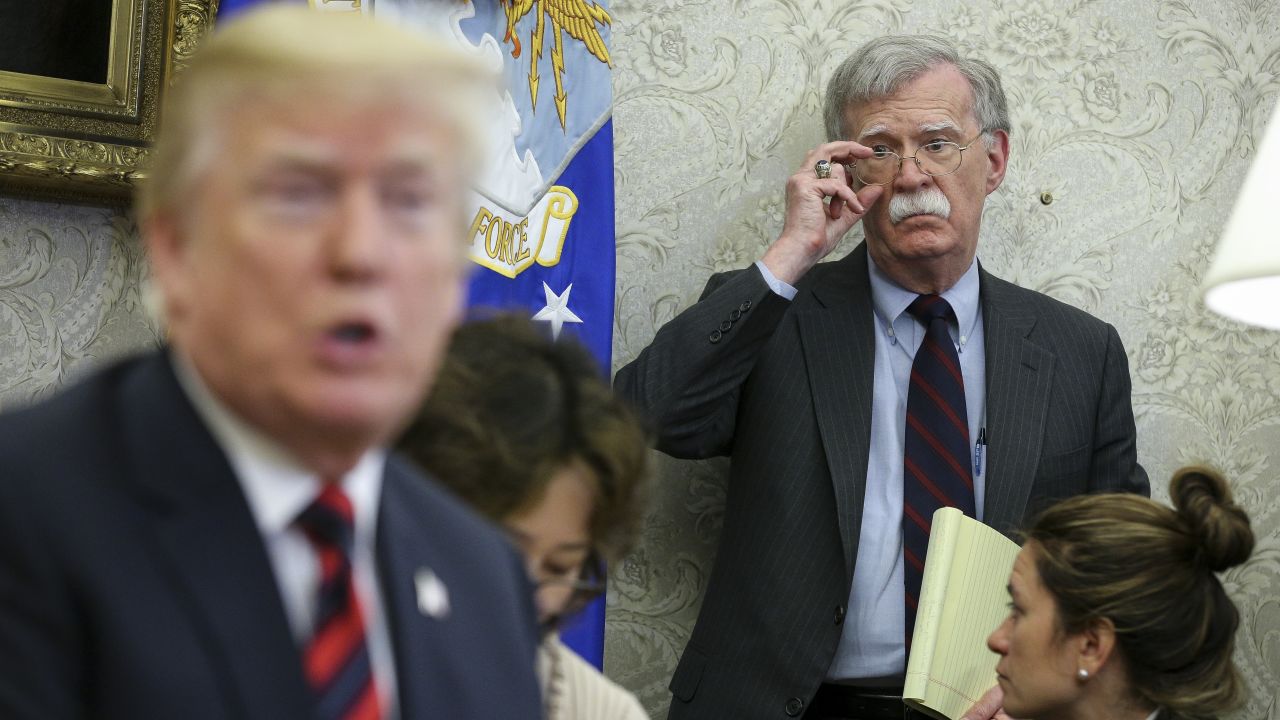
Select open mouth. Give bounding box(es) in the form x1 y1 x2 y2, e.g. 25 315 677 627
331 321 376 344
317 319 383 368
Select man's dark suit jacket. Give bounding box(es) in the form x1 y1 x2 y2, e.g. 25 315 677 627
0 351 543 719
614 243 1149 720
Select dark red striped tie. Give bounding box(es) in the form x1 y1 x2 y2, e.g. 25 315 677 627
296 484 381 720
903 295 975 647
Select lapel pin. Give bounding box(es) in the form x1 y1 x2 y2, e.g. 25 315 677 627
415 568 451 620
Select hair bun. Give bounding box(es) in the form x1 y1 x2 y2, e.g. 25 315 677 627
1170 465 1254 573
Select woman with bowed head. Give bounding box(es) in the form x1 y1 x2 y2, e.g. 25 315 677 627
397 315 650 720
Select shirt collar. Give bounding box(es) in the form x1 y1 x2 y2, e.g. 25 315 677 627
171 351 386 539
867 252 981 337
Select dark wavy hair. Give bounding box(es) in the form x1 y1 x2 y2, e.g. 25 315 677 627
396 315 649 562
1027 466 1254 719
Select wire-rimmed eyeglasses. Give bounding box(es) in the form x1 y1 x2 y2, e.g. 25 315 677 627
852 134 986 186
533 548 606 630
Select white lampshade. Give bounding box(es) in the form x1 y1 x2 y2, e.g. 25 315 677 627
1203 99 1280 329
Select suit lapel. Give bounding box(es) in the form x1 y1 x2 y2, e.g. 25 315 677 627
376 462 542 717
979 271 1055 534
795 245 876 582
376 465 459 717
120 352 312 720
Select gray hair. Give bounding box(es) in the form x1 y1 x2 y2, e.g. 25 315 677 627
823 35 1010 144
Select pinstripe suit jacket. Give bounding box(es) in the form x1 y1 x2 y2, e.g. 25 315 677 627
614 243 1149 720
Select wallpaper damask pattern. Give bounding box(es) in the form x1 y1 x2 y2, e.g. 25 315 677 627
0 1 1277 718
0 199 158 413
605 1 1280 718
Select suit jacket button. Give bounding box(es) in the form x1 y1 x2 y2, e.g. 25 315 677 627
740 300 752 312
709 329 722 343
719 320 732 332
785 697 804 716
730 308 742 321
834 605 845 625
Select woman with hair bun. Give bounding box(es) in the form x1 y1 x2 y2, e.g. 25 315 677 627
986 466 1253 720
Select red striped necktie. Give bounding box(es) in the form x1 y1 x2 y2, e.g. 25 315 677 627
296 484 381 720
902 294 976 648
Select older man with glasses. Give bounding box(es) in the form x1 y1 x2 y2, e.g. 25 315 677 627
615 34 1149 720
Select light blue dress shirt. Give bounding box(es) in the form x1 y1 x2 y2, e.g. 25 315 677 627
758 256 987 681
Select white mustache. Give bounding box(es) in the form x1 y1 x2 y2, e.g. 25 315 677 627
889 189 951 224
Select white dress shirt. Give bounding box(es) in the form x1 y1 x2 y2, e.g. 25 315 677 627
173 355 400 717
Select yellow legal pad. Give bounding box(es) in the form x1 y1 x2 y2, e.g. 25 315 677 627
904 507 1022 720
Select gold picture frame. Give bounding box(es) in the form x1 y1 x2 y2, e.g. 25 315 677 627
0 0 219 206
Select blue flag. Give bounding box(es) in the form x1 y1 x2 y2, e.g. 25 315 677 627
449 1 615 669
214 0 307 20
214 0 615 669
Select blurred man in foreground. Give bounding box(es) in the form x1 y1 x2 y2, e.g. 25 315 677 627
0 8 542 719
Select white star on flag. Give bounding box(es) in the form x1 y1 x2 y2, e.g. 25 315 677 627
532 282 584 340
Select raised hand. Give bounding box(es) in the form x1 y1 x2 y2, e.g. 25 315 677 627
760 140 885 285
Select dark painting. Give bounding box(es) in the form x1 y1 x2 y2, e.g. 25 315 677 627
0 1 113 84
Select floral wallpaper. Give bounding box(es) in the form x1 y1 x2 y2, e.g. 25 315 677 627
0 199 158 413
1 1 1278 718
605 0 1280 718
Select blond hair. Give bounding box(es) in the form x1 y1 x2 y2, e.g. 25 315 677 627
136 5 493 221
1028 467 1254 719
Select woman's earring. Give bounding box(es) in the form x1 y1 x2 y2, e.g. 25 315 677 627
1077 668 1090 681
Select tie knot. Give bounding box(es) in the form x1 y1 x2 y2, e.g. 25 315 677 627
907 294 955 323
296 483 354 552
